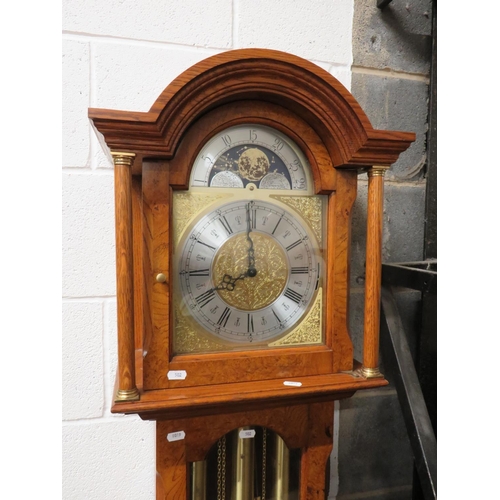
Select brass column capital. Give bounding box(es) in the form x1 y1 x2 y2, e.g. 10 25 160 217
111 151 136 167
367 165 389 177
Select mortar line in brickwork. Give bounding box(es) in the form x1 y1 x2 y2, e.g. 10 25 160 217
232 0 239 48
62 31 231 52
62 166 114 174
62 296 117 303
357 178 427 188
352 65 430 83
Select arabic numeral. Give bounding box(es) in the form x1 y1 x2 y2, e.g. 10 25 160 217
272 138 284 151
249 129 257 141
201 155 213 165
221 134 231 147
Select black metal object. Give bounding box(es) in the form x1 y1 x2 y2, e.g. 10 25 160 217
424 0 437 261
382 261 436 294
377 0 394 8
380 261 437 500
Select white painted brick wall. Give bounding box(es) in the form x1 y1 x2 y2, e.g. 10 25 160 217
62 301 104 420
62 1 354 498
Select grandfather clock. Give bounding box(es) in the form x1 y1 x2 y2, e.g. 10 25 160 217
89 49 414 499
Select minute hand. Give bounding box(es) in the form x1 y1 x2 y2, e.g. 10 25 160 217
246 202 257 277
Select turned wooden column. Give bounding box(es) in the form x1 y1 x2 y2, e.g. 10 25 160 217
361 166 388 378
112 151 140 401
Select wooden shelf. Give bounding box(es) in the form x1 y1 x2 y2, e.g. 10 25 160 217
112 367 388 420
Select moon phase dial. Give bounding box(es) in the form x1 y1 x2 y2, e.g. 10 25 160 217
191 125 309 191
179 200 319 343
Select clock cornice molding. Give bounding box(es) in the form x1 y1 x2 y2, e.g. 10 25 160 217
89 48 414 169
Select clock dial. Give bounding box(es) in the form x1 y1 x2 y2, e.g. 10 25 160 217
190 124 309 191
178 200 319 343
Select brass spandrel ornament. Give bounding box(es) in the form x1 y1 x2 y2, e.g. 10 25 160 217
269 288 323 347
173 192 233 246
173 300 228 353
271 195 324 246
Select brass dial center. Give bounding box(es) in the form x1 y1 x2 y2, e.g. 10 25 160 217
212 232 288 311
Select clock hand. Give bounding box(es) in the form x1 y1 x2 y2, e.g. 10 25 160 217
246 202 257 277
211 203 258 292
213 272 248 291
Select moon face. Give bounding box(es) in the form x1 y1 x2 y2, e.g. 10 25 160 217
238 148 270 181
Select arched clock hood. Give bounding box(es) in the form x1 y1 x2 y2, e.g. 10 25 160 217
89 48 414 170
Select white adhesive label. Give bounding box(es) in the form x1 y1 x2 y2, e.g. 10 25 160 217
239 429 256 439
283 381 302 387
167 431 186 442
167 370 187 380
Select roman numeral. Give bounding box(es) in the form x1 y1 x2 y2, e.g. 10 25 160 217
219 216 233 235
188 269 210 277
286 239 302 252
283 288 303 304
251 208 257 229
217 307 231 328
272 216 283 235
272 308 282 324
195 289 215 308
247 314 254 333
291 267 309 274
197 240 216 251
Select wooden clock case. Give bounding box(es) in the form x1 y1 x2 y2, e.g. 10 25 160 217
89 49 414 499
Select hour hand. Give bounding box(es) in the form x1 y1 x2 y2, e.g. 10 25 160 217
214 272 247 291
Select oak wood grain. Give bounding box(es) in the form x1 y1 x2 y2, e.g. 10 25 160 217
300 402 334 500
142 161 172 390
328 170 358 372
155 401 337 500
363 170 385 370
132 176 144 388
111 370 387 420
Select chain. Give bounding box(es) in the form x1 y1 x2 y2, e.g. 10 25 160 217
217 438 222 500
221 435 226 500
217 436 227 500
262 429 267 500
